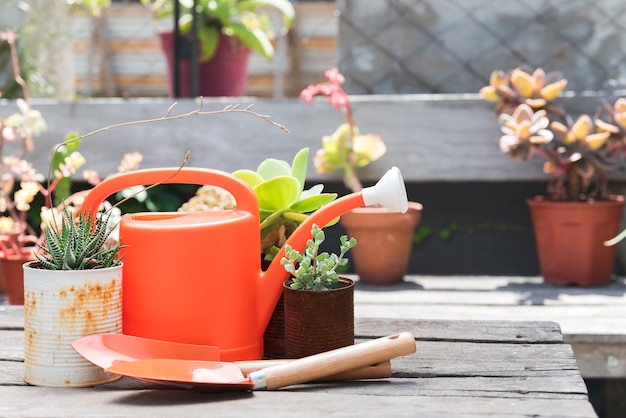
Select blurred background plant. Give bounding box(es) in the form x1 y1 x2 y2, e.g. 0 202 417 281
141 0 295 62
0 28 142 254
300 67 387 193
480 65 626 202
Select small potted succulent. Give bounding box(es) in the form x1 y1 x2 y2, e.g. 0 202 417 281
141 0 295 97
300 68 422 284
23 206 123 387
480 65 626 286
280 223 357 358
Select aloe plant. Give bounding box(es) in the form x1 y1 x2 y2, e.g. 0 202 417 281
281 224 356 291
233 148 337 258
34 207 122 270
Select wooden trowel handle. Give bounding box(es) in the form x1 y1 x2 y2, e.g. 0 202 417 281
249 332 416 390
236 359 391 380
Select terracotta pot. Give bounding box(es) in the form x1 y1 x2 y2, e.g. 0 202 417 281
159 32 252 97
527 195 625 286
283 278 354 359
339 202 422 284
0 247 37 305
23 262 123 387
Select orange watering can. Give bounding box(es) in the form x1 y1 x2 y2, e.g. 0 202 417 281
81 167 408 361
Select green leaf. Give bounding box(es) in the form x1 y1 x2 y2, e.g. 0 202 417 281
256 158 292 180
254 176 300 211
233 169 264 188
235 0 295 29
290 147 309 190
198 26 220 61
300 184 323 200
289 193 337 213
229 23 274 59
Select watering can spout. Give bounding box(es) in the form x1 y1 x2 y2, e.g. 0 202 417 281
362 166 408 213
258 167 409 331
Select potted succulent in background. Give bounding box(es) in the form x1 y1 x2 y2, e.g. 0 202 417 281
300 68 423 285
280 223 356 358
480 65 626 286
23 207 123 387
0 29 140 305
141 0 295 97
0 29 48 304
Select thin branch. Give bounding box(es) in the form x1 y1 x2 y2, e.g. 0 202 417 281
46 100 290 197
59 100 289 150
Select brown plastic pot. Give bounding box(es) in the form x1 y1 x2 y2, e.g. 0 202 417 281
340 202 422 284
283 278 354 359
527 195 625 286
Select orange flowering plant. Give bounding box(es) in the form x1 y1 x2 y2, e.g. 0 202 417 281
300 68 387 193
480 65 626 202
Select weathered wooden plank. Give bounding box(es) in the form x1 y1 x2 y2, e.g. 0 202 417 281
5 95 621 184
356 318 563 344
0 306 23 330
0 357 586 401
0 386 597 418
0 330 23 362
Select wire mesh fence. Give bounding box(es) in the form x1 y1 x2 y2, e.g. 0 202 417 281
338 0 626 95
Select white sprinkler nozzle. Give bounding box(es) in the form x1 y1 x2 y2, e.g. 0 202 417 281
360 167 408 213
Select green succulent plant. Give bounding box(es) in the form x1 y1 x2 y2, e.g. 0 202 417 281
233 147 338 258
34 207 122 270
281 223 356 291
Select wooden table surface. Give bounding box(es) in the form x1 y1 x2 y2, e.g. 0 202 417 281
0 305 596 417
354 275 626 379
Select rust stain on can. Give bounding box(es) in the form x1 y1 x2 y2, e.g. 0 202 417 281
58 279 119 336
23 290 38 354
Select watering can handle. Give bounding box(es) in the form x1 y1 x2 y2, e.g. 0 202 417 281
80 167 257 216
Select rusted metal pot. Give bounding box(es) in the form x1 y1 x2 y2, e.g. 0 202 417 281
283 278 354 359
23 262 123 387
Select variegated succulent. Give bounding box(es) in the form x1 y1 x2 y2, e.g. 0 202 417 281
483 66 626 202
480 66 568 115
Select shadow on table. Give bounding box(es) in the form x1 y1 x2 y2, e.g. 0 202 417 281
354 280 424 292
109 388 253 406
495 277 626 305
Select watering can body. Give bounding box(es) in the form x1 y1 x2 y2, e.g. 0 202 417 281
81 166 409 361
81 168 266 360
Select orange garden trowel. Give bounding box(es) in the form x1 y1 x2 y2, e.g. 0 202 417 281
71 333 395 382
75 332 416 392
